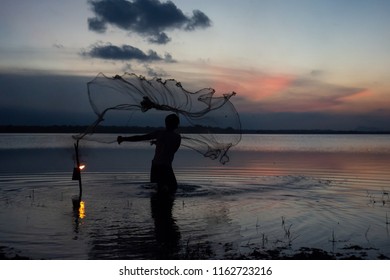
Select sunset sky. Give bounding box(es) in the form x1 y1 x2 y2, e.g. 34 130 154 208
1 0 390 130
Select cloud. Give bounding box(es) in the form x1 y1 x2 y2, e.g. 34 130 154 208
181 65 375 116
309 69 325 77
274 78 366 112
0 73 94 125
206 67 366 114
121 62 133 73
185 9 212 30
163 52 176 63
1 72 389 130
87 0 211 44
143 64 167 77
82 42 175 62
87 17 107 33
148 32 171 44
52 43 64 49
239 111 390 131
236 78 366 114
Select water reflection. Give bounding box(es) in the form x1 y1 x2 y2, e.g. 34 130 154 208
84 187 181 259
2 134 390 259
150 191 180 259
72 198 85 236
79 201 86 219
226 150 390 182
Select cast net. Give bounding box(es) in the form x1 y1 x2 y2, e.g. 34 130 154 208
73 72 241 164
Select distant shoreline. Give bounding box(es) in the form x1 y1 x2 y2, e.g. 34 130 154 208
1 125 390 134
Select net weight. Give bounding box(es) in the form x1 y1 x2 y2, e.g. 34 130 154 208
212 266 272 276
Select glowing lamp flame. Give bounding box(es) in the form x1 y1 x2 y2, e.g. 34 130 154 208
72 164 85 180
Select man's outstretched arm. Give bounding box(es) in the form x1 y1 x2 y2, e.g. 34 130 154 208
117 132 156 144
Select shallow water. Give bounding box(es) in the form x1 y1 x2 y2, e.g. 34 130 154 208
0 134 389 259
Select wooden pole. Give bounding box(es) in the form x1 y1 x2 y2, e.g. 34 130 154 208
74 140 82 201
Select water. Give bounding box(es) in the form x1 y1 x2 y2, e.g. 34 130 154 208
0 134 390 259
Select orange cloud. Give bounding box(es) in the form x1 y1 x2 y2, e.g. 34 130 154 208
177 64 390 117
240 74 294 100
334 89 390 113
202 65 295 101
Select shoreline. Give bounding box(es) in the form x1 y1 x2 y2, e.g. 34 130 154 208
1 125 390 135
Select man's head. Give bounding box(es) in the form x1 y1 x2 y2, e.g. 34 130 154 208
165 114 180 131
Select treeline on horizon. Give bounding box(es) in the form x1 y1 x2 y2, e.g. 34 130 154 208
1 125 390 134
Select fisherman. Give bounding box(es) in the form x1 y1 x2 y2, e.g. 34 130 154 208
117 114 181 195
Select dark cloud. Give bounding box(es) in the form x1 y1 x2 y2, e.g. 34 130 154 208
185 9 212 30
148 32 171 44
163 52 176 63
87 0 211 44
87 17 107 33
82 42 175 62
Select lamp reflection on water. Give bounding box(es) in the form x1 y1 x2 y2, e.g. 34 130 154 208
79 201 86 219
72 199 86 235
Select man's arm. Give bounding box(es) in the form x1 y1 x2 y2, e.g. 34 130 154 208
117 132 157 144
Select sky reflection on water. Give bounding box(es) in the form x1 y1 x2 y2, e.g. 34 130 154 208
0 134 389 259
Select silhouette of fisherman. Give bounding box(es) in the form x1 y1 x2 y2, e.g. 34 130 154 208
117 113 181 195
118 114 181 257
